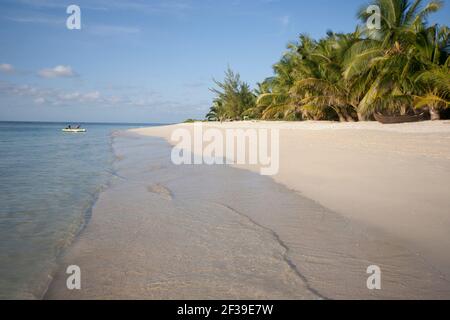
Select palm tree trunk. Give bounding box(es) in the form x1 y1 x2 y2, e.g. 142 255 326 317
336 111 346 122
400 106 407 116
357 111 367 121
345 114 356 122
341 108 355 122
334 108 346 122
430 107 440 121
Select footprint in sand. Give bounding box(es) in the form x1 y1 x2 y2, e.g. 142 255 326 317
146 184 173 201
147 164 166 172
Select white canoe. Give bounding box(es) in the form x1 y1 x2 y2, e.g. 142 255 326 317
62 128 87 133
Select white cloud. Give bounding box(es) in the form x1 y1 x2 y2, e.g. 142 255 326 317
10 0 64 9
5 15 64 25
0 63 15 73
38 65 77 78
34 97 46 104
280 15 290 28
0 80 190 116
87 0 192 15
88 25 141 36
0 81 95 106
59 92 81 100
10 0 192 15
82 91 101 101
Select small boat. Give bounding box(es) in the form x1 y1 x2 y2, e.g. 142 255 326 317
62 127 87 133
374 112 428 124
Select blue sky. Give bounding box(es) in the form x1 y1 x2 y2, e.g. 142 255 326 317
0 0 449 123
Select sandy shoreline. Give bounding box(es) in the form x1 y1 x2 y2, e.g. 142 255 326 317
45 121 450 299
134 121 450 281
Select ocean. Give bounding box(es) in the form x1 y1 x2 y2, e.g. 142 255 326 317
0 121 160 299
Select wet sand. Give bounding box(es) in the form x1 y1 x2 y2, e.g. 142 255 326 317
135 121 450 283
45 124 450 299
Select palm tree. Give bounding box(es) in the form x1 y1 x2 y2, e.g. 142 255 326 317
345 0 446 118
291 32 361 121
206 99 222 121
413 24 450 119
256 34 334 121
256 43 302 120
205 0 449 123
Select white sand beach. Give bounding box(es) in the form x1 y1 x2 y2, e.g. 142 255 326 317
134 121 450 282
45 121 450 300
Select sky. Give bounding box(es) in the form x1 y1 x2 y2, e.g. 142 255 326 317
0 0 449 123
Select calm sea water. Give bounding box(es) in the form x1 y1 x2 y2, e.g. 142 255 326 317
0 121 160 299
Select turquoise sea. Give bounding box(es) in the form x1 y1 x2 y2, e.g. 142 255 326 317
0 121 160 299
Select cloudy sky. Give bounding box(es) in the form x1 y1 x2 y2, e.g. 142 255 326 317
0 0 449 123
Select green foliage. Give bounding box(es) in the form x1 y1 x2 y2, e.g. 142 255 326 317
205 0 449 122
206 68 256 121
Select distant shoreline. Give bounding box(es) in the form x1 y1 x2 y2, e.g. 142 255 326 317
0 120 171 126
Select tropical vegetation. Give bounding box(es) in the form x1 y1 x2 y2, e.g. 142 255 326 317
206 0 450 122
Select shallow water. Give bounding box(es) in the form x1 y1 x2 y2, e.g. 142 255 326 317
0 122 158 299
46 131 450 299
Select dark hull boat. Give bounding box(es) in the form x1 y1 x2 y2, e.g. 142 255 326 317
374 112 428 124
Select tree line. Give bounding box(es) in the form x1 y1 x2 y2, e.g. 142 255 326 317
206 0 450 122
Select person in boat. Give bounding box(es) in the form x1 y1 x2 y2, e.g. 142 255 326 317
76 125 81 129
66 125 72 129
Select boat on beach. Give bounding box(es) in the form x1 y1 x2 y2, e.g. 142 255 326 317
374 112 428 124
